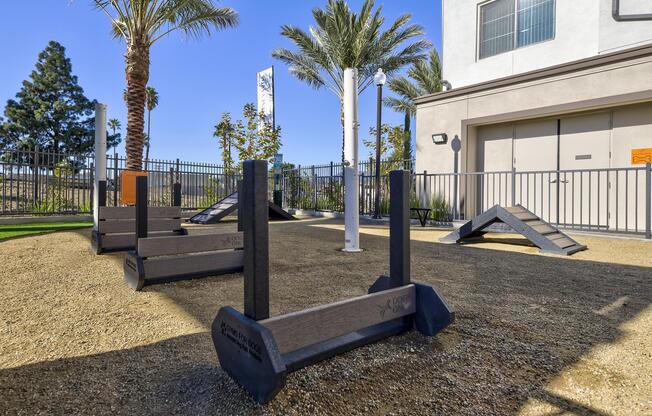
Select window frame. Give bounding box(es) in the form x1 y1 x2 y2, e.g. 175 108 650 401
476 0 556 61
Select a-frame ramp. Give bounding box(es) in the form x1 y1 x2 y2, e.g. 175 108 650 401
440 205 586 256
188 191 295 224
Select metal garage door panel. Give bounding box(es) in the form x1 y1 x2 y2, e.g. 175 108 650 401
513 119 558 223
477 123 513 212
611 102 651 232
559 112 611 230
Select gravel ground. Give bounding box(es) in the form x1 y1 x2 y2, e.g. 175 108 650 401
0 218 650 415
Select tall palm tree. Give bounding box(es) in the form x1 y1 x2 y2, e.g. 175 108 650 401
384 48 442 162
94 0 238 171
107 117 121 157
144 86 158 170
272 0 429 159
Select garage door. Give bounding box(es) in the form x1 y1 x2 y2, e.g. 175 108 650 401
513 119 558 221
476 123 513 211
558 112 611 229
611 103 651 231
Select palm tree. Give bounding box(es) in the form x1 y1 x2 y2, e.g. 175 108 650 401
94 0 239 171
384 48 442 163
144 86 159 170
107 117 121 157
272 0 429 159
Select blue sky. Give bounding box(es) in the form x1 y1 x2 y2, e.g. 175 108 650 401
0 1 442 165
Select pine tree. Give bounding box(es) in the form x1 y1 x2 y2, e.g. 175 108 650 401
0 41 118 154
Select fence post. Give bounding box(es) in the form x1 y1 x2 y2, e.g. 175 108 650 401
329 161 334 200
511 166 516 207
422 170 427 207
90 162 94 216
646 162 651 240
33 146 39 207
113 153 119 207
312 165 317 211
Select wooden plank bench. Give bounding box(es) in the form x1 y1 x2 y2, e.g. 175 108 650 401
123 176 246 291
91 206 186 254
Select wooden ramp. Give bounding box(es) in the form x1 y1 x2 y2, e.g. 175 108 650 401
440 205 587 256
188 192 295 224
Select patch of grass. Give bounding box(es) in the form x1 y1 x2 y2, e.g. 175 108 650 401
0 222 92 242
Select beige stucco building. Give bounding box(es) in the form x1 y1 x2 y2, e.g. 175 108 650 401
415 0 652 234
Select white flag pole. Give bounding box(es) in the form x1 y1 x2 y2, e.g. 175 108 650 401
342 68 362 252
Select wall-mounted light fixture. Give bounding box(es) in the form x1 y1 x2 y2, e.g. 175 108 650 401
432 133 448 145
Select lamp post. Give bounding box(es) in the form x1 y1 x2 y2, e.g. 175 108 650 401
373 68 386 219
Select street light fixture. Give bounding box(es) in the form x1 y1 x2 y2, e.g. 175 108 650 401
373 68 386 219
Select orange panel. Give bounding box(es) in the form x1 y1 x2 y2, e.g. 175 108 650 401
121 170 148 205
631 148 652 165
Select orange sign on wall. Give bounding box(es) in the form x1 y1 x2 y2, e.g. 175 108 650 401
120 170 148 205
631 148 652 165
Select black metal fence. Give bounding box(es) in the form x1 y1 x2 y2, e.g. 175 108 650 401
2 147 649 238
105 154 240 210
0 148 94 215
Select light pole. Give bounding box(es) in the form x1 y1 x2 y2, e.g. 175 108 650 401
373 68 386 219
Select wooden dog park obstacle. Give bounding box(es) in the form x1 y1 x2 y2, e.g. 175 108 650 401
440 204 587 255
188 189 295 224
123 175 248 291
91 180 186 254
212 165 455 403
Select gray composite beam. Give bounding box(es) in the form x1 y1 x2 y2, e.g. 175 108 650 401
261 285 416 354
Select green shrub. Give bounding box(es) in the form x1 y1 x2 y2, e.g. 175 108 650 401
430 194 452 223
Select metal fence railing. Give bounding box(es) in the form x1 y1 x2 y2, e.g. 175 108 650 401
0 147 94 216
1 147 649 238
414 166 652 237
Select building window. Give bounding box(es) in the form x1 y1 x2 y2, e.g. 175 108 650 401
479 0 555 59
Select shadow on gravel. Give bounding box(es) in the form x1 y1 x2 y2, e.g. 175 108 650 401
0 334 262 415
3 220 646 414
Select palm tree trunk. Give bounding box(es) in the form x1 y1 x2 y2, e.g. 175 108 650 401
144 109 151 171
125 43 149 171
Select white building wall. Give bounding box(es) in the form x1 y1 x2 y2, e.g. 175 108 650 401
443 0 652 88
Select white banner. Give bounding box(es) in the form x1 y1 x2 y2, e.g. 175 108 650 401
257 67 274 129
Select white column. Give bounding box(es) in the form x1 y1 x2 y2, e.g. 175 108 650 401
342 68 362 252
93 103 107 229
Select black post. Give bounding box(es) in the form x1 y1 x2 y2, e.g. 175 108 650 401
390 170 410 286
237 179 243 232
242 160 269 321
113 154 119 207
98 180 107 208
173 183 181 207
373 84 383 219
135 175 148 247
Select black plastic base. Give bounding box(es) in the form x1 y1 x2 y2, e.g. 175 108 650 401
212 276 455 404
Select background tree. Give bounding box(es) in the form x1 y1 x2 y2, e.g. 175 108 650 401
0 41 118 155
363 123 404 172
213 112 240 174
94 0 239 171
384 48 442 163
272 0 429 159
234 103 281 162
144 86 158 170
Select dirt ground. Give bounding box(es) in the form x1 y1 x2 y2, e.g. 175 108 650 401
0 218 650 415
